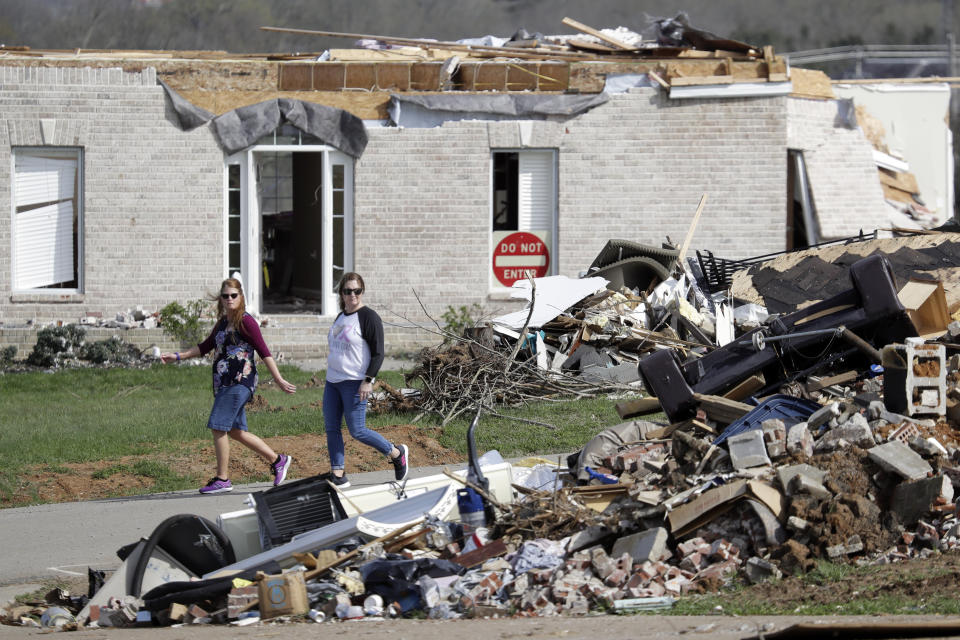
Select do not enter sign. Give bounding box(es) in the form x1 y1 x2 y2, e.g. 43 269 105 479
493 231 550 287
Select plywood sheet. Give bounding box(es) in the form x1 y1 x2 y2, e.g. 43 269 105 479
789 67 835 99
177 89 391 120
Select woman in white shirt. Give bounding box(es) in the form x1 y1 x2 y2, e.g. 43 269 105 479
323 272 408 488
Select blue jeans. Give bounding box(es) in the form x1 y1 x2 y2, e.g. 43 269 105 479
323 379 393 470
207 385 252 432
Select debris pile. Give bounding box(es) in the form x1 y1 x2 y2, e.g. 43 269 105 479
9 226 960 627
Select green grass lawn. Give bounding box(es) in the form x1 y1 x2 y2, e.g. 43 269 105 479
0 363 639 505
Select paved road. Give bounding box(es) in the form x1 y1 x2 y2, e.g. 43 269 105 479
0 460 476 602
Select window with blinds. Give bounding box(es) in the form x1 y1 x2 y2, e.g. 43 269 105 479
491 150 557 289
12 148 82 291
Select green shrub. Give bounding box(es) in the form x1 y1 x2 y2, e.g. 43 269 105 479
79 336 141 365
27 325 86 367
158 299 211 347
0 345 16 367
440 303 483 340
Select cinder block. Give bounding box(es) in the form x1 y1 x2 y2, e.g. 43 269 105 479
611 527 669 564
890 475 953 524
777 464 827 495
868 440 933 481
744 556 782 583
727 429 771 469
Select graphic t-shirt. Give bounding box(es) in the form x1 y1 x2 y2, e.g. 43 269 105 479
198 313 270 396
326 306 384 383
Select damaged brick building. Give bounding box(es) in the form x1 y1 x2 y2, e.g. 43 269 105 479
0 29 944 360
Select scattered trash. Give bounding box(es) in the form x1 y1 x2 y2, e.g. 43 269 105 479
7 12 960 631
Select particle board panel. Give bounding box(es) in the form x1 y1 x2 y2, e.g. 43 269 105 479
410 62 441 90
537 62 569 91
506 62 539 91
454 63 478 91
312 64 346 91
789 67 835 100
882 182 919 205
475 63 508 91
175 89 391 120
344 63 377 90
278 64 314 91
879 169 920 194
376 63 411 91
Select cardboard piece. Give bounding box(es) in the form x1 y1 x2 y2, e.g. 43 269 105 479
667 479 785 537
898 278 949 339
257 570 309 619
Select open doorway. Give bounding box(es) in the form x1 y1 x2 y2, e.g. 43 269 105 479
227 130 353 316
257 151 325 313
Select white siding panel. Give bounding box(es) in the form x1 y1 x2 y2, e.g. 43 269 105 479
15 201 75 289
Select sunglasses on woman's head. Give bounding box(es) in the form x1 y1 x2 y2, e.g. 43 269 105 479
221 292 240 299
341 288 363 296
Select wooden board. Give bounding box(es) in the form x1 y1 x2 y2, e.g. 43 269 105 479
567 38 620 53
882 182 919 205
692 393 753 424
879 169 920 194
615 396 663 419
669 74 735 86
723 374 765 401
177 89 391 120
562 17 636 50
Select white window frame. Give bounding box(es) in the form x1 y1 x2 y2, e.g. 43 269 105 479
224 145 353 315
489 148 558 291
11 147 83 293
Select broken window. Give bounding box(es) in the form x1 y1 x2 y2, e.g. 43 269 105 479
12 147 82 291
491 150 557 290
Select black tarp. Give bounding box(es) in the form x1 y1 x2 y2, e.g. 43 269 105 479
160 81 368 157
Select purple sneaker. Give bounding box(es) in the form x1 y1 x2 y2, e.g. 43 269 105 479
199 477 232 494
271 454 292 486
391 444 409 482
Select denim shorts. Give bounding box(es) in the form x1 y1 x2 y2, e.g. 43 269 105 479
207 385 252 432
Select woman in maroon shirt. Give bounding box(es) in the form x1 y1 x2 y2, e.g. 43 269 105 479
161 278 297 494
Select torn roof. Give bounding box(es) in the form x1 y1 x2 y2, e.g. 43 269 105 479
0 18 836 121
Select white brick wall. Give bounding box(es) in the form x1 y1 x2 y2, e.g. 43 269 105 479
0 67 817 361
0 65 223 329
356 89 789 324
787 97 889 239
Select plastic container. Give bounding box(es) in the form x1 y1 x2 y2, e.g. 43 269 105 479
363 595 384 616
713 394 821 445
457 488 487 528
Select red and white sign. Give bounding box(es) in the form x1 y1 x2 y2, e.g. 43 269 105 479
493 231 550 287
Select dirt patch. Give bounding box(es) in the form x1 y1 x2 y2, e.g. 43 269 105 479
744 550 960 610
6 423 463 507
